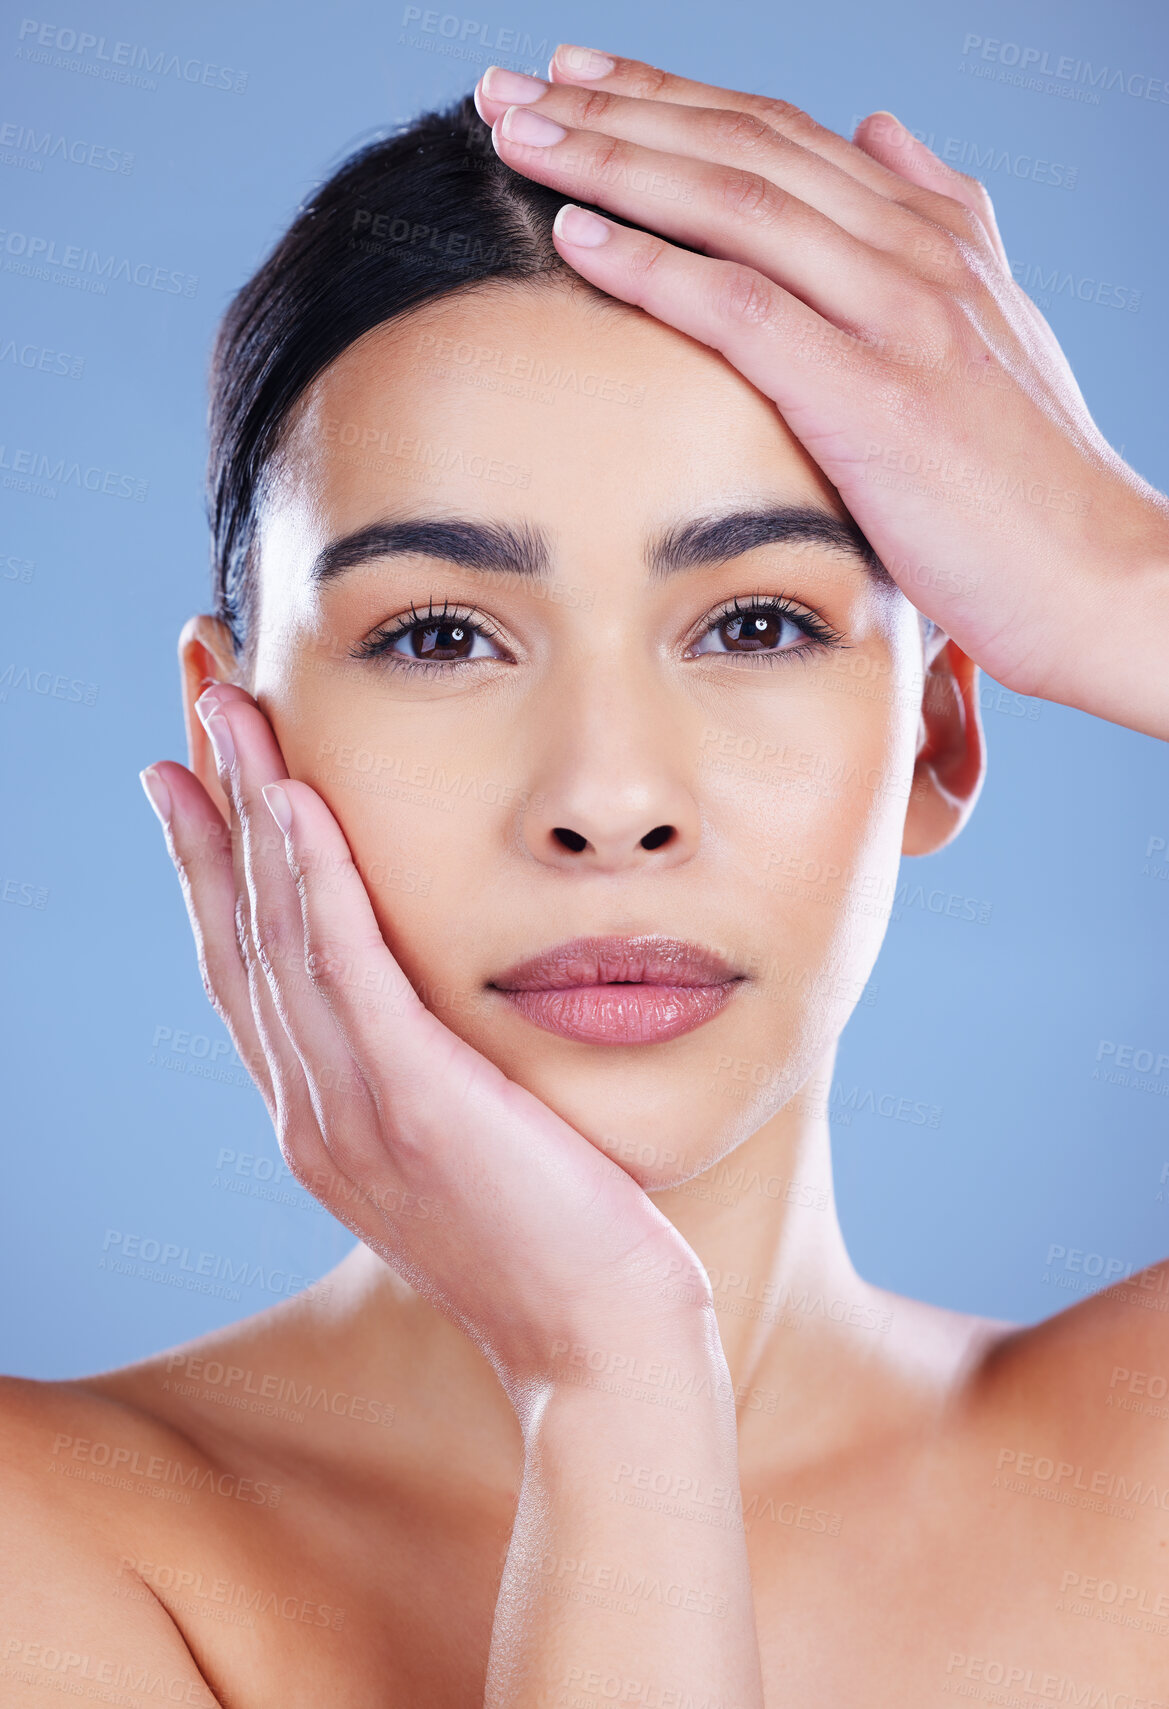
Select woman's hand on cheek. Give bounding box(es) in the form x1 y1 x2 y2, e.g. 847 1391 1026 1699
478 50 1169 739
139 687 708 1424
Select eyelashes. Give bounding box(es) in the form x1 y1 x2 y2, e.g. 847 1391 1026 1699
691 593 844 661
352 590 847 676
351 597 507 673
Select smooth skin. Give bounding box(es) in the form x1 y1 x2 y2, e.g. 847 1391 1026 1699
1 43 1167 1709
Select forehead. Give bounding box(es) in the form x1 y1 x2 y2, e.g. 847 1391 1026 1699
265 282 849 563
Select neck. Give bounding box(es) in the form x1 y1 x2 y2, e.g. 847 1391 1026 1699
647 1040 894 1467
295 1041 944 1486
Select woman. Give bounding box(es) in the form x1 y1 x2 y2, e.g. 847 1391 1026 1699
3 42 1167 1709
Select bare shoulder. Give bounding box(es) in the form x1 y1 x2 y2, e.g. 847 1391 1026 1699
0 1373 223 1706
959 1261 1169 1554
988 1256 1169 1419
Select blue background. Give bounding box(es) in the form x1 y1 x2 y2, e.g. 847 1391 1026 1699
2 0 1166 1376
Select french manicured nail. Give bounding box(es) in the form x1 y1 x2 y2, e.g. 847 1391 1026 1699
262 783 292 835
205 712 235 770
500 105 566 146
195 683 224 725
482 65 548 103
554 44 616 78
139 766 172 826
553 204 612 247
868 109 904 134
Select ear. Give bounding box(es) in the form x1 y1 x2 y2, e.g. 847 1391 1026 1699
902 634 986 856
178 614 240 822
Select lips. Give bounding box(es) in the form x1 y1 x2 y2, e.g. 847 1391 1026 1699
489 935 744 1046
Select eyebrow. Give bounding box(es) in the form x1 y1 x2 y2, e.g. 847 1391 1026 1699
309 505 889 587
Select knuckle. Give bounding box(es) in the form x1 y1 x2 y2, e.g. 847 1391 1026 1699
622 233 668 290
233 895 255 967
197 956 228 1021
908 191 986 251
957 170 994 212
623 61 673 100
251 901 295 971
902 282 966 356
907 218 983 287
716 264 780 332
575 87 616 127
590 129 627 183
945 199 989 245
710 106 773 154
303 930 347 988
717 167 778 222
764 97 819 145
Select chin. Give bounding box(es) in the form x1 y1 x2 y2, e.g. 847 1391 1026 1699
479 1022 817 1193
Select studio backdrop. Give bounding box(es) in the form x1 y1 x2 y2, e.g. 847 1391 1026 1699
1 0 1166 1376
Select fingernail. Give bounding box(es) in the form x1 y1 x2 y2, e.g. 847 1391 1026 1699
500 105 566 146
553 204 612 247
868 109 905 134
554 44 616 78
205 712 235 771
139 766 172 826
482 65 548 103
195 683 224 725
262 783 292 836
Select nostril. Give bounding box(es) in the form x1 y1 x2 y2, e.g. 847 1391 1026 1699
553 827 588 852
640 825 674 851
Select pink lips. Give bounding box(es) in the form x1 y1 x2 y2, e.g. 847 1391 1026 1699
489 935 744 1046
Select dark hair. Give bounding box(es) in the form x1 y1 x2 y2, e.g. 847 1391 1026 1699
207 92 645 657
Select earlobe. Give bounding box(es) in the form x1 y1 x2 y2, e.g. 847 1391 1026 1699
178 615 239 819
901 637 986 857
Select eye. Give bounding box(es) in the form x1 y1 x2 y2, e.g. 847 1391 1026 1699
353 600 509 670
689 595 842 659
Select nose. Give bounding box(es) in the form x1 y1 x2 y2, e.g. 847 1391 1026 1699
520 674 702 874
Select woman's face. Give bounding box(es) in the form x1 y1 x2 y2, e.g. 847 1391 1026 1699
236 282 959 1188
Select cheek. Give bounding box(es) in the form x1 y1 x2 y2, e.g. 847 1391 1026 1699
703 667 913 919
277 694 523 1036
689 675 914 1084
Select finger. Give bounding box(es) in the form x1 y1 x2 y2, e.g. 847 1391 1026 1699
853 111 1011 270
195 691 339 1194
543 204 874 432
140 757 277 1115
273 777 504 1163
546 44 947 206
543 48 1009 264
218 696 377 1147
478 73 965 273
490 111 914 336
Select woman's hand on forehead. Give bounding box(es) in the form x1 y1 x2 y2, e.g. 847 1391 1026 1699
476 47 1169 741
